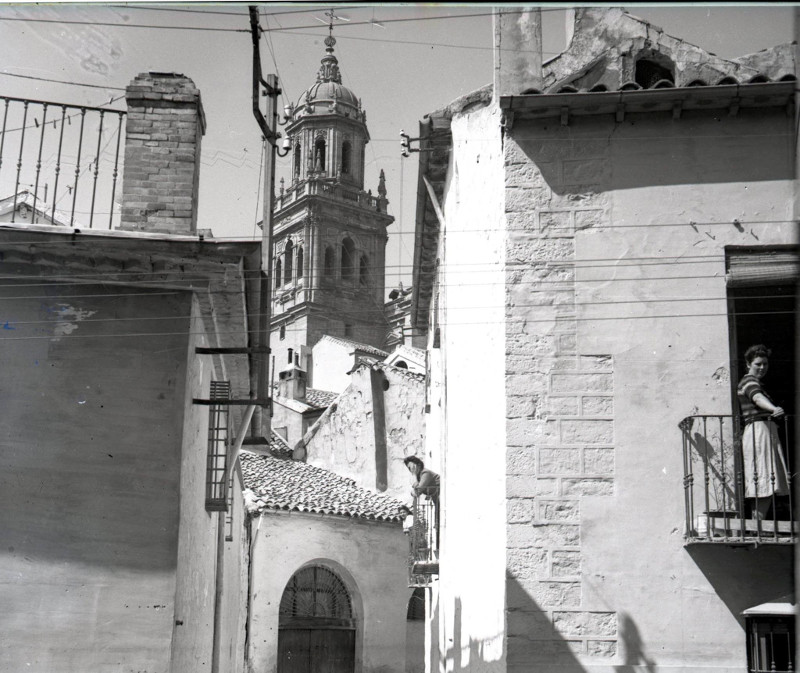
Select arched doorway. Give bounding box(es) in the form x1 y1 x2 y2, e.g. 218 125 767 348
278 565 356 673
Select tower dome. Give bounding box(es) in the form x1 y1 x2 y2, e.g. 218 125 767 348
291 35 365 123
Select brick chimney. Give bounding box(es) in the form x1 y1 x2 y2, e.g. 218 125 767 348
120 72 206 235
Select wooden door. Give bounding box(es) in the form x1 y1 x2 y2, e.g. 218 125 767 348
278 628 355 673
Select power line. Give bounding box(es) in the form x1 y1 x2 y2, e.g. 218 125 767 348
0 7 554 35
2 291 794 329
0 308 795 343
0 217 793 243
0 15 249 32
0 72 127 92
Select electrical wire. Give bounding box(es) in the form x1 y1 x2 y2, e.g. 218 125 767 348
0 72 127 92
0 306 796 344
0 15 249 32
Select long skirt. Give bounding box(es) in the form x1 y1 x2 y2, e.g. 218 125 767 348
742 420 789 499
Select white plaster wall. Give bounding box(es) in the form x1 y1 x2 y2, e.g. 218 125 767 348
247 511 408 673
171 300 219 672
573 112 796 670
428 101 508 673
305 365 425 501
503 108 796 671
311 337 359 393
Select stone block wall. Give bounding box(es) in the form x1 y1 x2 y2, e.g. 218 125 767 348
120 72 205 235
504 131 617 666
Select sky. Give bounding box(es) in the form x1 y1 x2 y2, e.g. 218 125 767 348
0 3 795 291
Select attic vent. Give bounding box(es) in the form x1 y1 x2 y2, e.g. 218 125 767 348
635 59 675 89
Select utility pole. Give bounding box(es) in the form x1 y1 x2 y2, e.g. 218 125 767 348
248 5 282 442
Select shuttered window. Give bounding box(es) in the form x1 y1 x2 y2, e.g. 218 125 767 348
726 247 798 288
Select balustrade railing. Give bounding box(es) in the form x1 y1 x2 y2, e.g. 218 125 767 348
0 95 125 229
407 495 438 587
276 177 385 213
680 414 795 543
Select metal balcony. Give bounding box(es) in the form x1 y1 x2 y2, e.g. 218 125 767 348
407 495 438 587
680 414 796 544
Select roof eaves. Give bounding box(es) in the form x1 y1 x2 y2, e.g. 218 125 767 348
411 111 452 331
500 80 795 119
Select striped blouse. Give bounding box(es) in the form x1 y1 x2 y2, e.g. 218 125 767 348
737 374 773 423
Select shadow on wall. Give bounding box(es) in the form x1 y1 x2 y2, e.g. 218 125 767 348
686 544 794 623
442 596 506 673
615 612 656 673
514 111 793 193
505 577 585 672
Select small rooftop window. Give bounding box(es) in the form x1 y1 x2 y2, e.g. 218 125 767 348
635 58 675 89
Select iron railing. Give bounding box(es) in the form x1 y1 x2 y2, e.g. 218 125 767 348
407 495 438 587
0 95 125 229
680 414 795 543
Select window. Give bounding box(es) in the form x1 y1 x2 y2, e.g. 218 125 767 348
341 141 351 175
341 237 355 281
746 615 795 672
275 259 282 293
635 55 675 88
293 143 301 177
296 246 304 284
280 325 286 340
284 240 294 285
344 323 353 338
324 246 335 278
359 254 369 287
205 381 230 511
314 137 326 173
280 566 352 622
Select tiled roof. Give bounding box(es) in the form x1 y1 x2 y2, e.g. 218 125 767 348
316 334 389 358
305 388 339 409
241 452 406 523
357 359 426 383
267 432 293 459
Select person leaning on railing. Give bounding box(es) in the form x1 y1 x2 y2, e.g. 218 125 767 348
403 455 440 507
736 344 789 520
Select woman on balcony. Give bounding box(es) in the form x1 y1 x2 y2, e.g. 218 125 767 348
737 344 789 519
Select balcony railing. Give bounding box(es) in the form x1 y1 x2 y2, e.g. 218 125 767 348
0 95 125 229
680 414 796 544
275 177 387 214
407 495 438 587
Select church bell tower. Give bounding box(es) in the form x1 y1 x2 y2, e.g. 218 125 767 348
270 28 394 366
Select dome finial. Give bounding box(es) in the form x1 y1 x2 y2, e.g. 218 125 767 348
316 8 342 84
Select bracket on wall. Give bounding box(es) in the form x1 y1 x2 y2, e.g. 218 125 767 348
501 110 515 131
400 130 441 157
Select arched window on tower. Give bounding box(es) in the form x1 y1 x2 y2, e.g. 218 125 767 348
284 240 294 285
341 141 351 175
314 137 326 173
275 258 282 292
293 143 301 178
296 246 304 285
341 238 355 282
359 254 369 287
324 246 335 279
